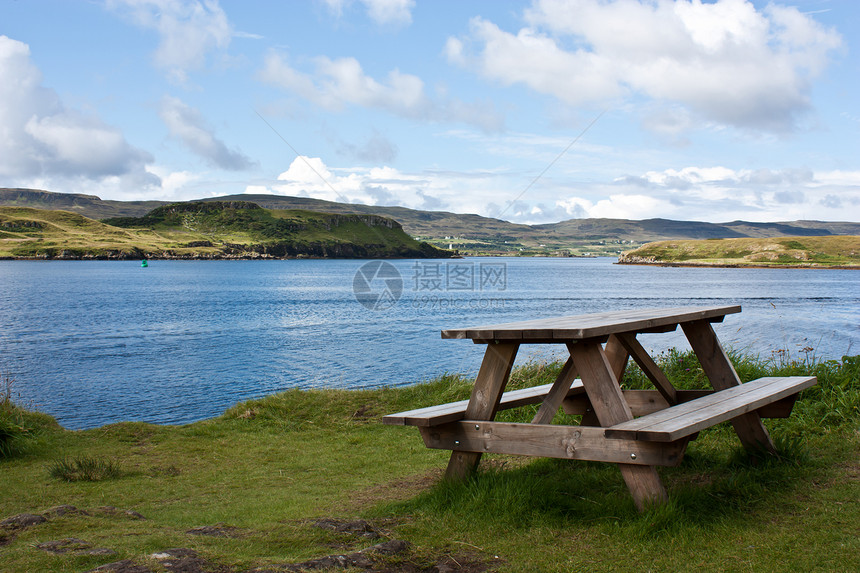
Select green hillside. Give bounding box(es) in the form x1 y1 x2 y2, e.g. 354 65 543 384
0 203 452 260
5 189 860 256
618 235 860 268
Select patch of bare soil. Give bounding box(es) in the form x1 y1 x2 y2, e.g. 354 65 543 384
150 547 233 572
187 523 244 538
86 560 154 573
0 530 14 547
348 469 442 509
1 505 498 573
0 512 47 529
314 518 382 539
36 537 116 556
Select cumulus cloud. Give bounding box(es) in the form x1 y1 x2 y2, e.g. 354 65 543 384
249 156 501 213
557 194 665 220
320 0 415 27
106 0 232 83
548 165 860 223
258 51 503 131
260 52 424 113
269 156 420 206
448 0 842 132
244 152 860 224
0 35 158 189
159 96 255 170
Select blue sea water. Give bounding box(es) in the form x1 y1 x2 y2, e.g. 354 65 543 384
0 258 857 430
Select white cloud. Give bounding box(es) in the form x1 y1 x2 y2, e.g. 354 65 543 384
106 0 232 83
258 51 503 131
0 35 158 188
250 156 488 213
146 166 199 196
449 0 842 132
259 52 424 113
320 0 415 27
159 96 255 170
557 194 665 220
244 154 860 225
571 165 860 222
362 0 414 26
244 184 273 195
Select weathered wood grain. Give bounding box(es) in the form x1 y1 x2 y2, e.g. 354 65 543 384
606 376 817 442
562 389 799 418
442 305 740 341
531 357 579 425
604 335 630 387
569 340 668 510
682 320 778 455
615 332 678 404
383 379 586 427
421 422 688 467
445 342 519 480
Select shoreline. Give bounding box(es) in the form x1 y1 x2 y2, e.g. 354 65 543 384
616 260 860 270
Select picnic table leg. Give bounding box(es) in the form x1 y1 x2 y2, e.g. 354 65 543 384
579 336 629 426
445 342 520 480
682 320 777 456
570 340 668 511
531 357 577 425
616 332 678 405
604 334 630 382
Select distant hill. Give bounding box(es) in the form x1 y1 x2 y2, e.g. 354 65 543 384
618 236 860 268
0 188 165 220
3 188 859 255
0 202 451 260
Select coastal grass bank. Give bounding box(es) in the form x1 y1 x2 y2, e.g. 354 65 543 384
1 350 858 572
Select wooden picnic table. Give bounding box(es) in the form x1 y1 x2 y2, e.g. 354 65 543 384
384 305 817 510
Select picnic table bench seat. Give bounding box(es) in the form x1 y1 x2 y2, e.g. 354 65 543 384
383 379 586 427
605 376 817 442
383 375 815 434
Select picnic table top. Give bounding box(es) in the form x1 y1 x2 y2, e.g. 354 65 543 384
441 305 741 341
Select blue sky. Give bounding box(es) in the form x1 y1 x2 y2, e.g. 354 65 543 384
1 0 857 224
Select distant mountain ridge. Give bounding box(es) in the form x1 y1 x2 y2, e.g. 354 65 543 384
0 201 450 260
2 188 858 253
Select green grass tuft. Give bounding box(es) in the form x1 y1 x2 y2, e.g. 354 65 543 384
47 455 125 482
1 371 60 459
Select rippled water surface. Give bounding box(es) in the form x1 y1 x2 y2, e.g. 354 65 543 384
0 258 856 429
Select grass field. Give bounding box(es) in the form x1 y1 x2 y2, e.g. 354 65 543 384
1 351 858 572
619 235 860 268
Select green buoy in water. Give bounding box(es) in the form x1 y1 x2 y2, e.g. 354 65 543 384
141 259 148 268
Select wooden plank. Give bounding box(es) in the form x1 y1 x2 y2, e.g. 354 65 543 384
566 389 690 416
606 376 817 442
564 390 799 418
441 305 741 341
569 340 669 510
604 335 630 386
682 320 778 455
383 380 587 426
531 357 578 425
445 342 519 480
420 422 688 467
606 380 772 431
471 336 609 345
615 332 678 404
569 341 633 425
758 394 799 418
